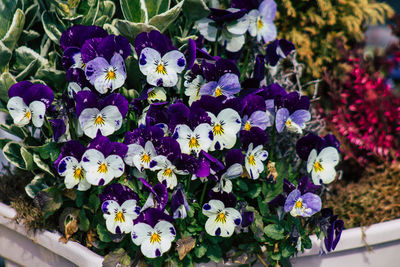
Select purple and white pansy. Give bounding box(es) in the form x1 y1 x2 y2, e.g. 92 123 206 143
207 108 241 151
245 143 268 179
131 221 176 258
81 135 127 186
57 141 91 191
151 156 188 189
247 0 277 43
307 147 340 185
199 73 241 98
102 199 141 234
284 189 322 217
202 199 242 237
242 110 272 131
75 91 128 138
173 123 214 155
124 140 160 172
275 108 311 134
7 81 54 127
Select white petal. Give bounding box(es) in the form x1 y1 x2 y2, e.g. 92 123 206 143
79 108 101 139
194 123 213 153
7 96 30 126
124 144 145 167
147 87 167 102
147 70 178 88
141 237 163 258
155 221 176 242
144 141 157 158
318 147 340 166
218 108 241 133
202 199 225 217
163 50 186 74
121 199 140 218
307 149 318 173
105 214 118 234
312 164 337 185
220 33 245 53
131 223 153 245
157 170 177 189
225 207 242 227
58 156 79 176
100 105 123 132
139 48 162 75
109 53 127 92
150 155 169 171
222 163 243 179
196 18 217 41
81 149 104 172
67 82 81 98
227 14 250 35
173 124 193 154
105 154 125 178
76 178 91 191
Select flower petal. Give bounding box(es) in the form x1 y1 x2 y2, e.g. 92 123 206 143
202 199 225 217
7 96 30 126
139 47 162 75
163 50 186 74
131 223 153 245
29 100 46 127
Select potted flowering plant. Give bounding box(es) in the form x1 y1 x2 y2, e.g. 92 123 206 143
0 0 345 266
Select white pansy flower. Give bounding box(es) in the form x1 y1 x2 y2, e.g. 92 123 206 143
207 108 241 151
124 141 159 172
173 123 214 155
184 74 205 106
151 155 188 189
245 143 268 179
79 105 123 138
7 97 45 127
102 200 141 234
58 156 91 191
307 147 339 185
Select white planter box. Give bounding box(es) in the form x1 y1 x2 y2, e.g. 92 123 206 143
1 201 400 267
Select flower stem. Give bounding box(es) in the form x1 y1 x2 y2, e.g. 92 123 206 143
213 29 221 57
240 46 251 80
199 181 208 205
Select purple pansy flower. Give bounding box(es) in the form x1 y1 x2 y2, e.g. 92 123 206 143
140 178 169 211
199 73 241 98
296 133 341 161
124 140 161 172
242 111 271 131
247 0 277 43
57 140 91 191
81 134 127 186
99 184 139 205
171 187 190 219
101 198 141 234
134 30 177 58
266 38 296 67
319 208 344 253
50 118 67 142
75 91 128 138
81 35 131 63
7 81 54 128
275 108 311 134
284 189 321 217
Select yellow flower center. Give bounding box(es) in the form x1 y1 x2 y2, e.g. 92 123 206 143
156 63 167 75
24 110 31 119
148 90 157 98
313 161 324 172
295 200 303 209
73 167 84 180
106 70 116 80
163 168 173 177
114 211 125 223
141 153 151 164
215 87 223 97
98 163 108 173
94 115 105 126
213 124 224 135
285 119 292 127
215 212 227 224
150 232 161 244
189 137 200 149
248 155 256 166
257 18 264 30
244 121 251 131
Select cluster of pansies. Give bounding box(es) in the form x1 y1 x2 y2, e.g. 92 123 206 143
3 0 344 264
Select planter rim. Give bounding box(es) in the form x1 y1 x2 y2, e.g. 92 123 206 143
299 217 400 257
0 202 103 267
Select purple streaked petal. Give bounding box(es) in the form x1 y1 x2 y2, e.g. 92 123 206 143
241 211 254 227
248 110 270 130
96 35 131 61
100 93 129 117
208 191 237 208
301 193 322 215
60 25 107 51
289 109 311 127
283 178 296 194
53 140 86 169
80 37 103 63
254 54 265 81
199 81 218 96
275 108 289 133
259 0 277 21
134 30 176 57
144 208 173 228
218 73 241 95
50 119 66 141
239 127 268 149
186 39 196 69
74 91 98 116
99 184 139 206
297 176 321 194
284 189 301 213
62 47 81 70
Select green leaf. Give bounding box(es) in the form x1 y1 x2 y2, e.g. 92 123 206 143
0 138 12 150
124 56 144 90
88 193 100 212
41 11 66 45
33 154 55 177
20 146 34 170
81 0 100 25
207 244 222 263
114 19 158 44
182 0 210 22
246 183 262 198
148 0 184 32
20 29 41 43
235 179 248 191
79 209 90 231
0 72 16 104
97 224 112 242
1 9 25 51
25 174 48 198
264 224 285 240
3 142 26 169
302 236 312 249
271 252 281 261
24 3 40 29
145 0 170 19
194 244 207 258
102 1 116 18
31 142 61 162
0 0 20 39
13 46 47 74
103 248 131 267
35 187 63 212
120 0 147 23
0 41 12 70
35 66 66 90
282 244 296 258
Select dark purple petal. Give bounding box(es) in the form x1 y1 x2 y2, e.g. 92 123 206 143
283 92 310 113
186 39 196 69
239 127 268 150
268 194 286 207
209 8 246 24
322 134 341 153
265 39 280 66
175 154 200 174
230 0 260 11
168 102 190 132
134 30 176 57
278 39 295 57
60 25 107 51
96 35 131 61
53 140 86 169
99 184 139 205
100 93 129 117
62 47 81 70
80 37 103 63
87 133 113 156
146 101 170 126
191 95 224 115
200 151 224 173
283 179 296 194
110 142 128 159
74 91 98 116
50 119 66 141
225 149 243 168
189 105 212 129
253 54 265 81
241 211 254 227
154 183 168 209
26 84 55 109
156 137 181 162
66 68 91 88
332 220 344 250
124 126 164 147
297 176 321 194
208 191 237 208
243 94 266 116
8 81 33 102
144 208 173 228
259 83 287 101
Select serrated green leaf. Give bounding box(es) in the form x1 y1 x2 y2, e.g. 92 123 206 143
25 174 48 198
114 19 157 44
1 9 25 51
3 141 26 169
182 0 210 21
120 0 147 23
97 224 112 242
145 0 170 19
41 11 66 45
20 147 33 170
0 72 16 104
148 1 183 32
79 209 90 231
264 224 285 240
0 41 12 70
33 154 55 177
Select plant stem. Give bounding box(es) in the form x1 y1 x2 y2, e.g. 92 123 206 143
240 46 251 80
199 181 208 205
213 29 221 57
185 175 191 192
